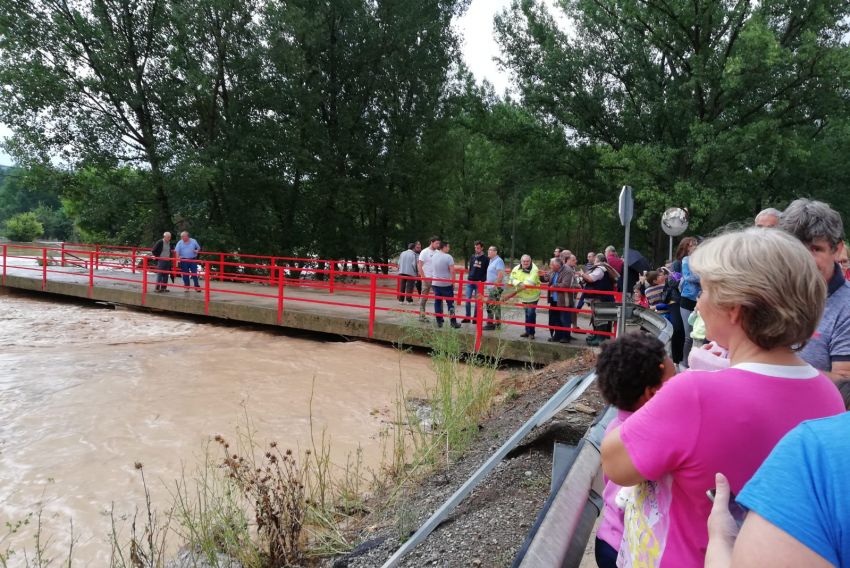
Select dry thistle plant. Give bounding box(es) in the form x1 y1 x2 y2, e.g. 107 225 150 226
215 435 306 566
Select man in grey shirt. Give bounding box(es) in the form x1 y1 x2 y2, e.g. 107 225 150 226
780 198 850 378
431 242 461 329
397 242 418 303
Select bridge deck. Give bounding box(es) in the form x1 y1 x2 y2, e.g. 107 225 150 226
1 261 590 364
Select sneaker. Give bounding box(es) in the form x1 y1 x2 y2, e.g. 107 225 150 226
195 287 202 293
559 337 574 343
547 337 559 343
436 322 444 328
520 332 529 338
482 324 497 331
450 322 461 329
162 289 170 293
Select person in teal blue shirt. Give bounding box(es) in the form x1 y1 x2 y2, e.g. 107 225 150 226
707 412 850 568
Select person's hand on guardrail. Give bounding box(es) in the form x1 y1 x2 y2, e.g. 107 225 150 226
705 472 740 568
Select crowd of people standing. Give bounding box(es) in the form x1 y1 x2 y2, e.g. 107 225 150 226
395 237 624 341
594 197 850 568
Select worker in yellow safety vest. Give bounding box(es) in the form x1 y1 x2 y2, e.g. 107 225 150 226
504 254 542 339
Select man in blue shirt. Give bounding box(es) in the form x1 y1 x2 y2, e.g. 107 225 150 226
483 245 505 331
707 412 850 568
175 231 202 291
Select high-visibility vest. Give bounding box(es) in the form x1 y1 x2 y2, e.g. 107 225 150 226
509 263 542 303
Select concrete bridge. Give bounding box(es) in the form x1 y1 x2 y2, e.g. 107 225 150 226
0 243 608 364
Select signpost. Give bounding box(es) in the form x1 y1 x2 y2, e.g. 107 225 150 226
618 186 634 335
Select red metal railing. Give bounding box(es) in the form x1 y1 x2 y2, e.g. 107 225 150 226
2 243 622 352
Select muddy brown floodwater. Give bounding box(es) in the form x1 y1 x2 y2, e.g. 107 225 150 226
0 293 436 565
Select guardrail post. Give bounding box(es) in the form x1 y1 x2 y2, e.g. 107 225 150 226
95 244 100 270
204 261 211 314
41 247 47 290
131 247 137 274
172 251 179 280
219 253 225 282
60 242 66 268
276 265 286 324
141 256 148 305
2 244 6 286
475 281 484 352
329 261 335 294
88 252 94 298
455 268 464 308
368 273 377 337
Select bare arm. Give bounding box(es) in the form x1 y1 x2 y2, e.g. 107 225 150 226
600 427 646 487
826 360 850 381
731 513 832 568
706 473 832 568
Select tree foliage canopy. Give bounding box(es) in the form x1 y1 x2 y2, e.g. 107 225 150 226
0 0 848 263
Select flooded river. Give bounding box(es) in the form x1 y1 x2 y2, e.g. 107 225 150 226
0 293 436 564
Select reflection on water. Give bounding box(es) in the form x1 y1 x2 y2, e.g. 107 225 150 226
0 293 435 565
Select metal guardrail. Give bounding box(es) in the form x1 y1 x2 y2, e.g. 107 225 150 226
380 302 672 568
512 302 673 568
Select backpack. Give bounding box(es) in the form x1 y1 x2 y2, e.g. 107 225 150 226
601 262 620 282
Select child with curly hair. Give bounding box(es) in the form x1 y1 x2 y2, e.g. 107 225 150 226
594 332 677 568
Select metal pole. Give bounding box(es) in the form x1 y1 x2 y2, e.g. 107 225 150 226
619 226 630 336
141 256 148 305
668 235 673 263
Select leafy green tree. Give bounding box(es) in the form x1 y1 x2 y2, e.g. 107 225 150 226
0 0 177 230
496 0 850 257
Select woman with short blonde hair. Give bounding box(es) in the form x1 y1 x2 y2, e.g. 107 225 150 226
691 228 825 350
601 227 843 568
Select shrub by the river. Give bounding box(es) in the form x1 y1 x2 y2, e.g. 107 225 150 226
4 212 44 242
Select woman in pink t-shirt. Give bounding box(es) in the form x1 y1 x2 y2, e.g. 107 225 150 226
601 228 845 568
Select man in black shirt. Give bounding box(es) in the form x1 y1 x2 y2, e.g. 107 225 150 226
150 232 173 292
464 240 490 323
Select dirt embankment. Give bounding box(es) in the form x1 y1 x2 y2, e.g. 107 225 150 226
330 353 603 568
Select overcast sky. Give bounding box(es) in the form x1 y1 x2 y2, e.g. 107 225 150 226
0 0 531 167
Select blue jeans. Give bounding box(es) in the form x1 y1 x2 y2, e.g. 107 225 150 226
464 283 481 321
180 260 200 288
433 285 456 325
523 300 538 336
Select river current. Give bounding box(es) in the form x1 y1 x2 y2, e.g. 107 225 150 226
0 292 435 564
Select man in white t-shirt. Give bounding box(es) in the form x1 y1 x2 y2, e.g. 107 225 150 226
417 236 440 321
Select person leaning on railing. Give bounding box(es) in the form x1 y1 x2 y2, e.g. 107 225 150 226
504 254 541 339
150 231 173 293
581 253 619 346
540 256 575 343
